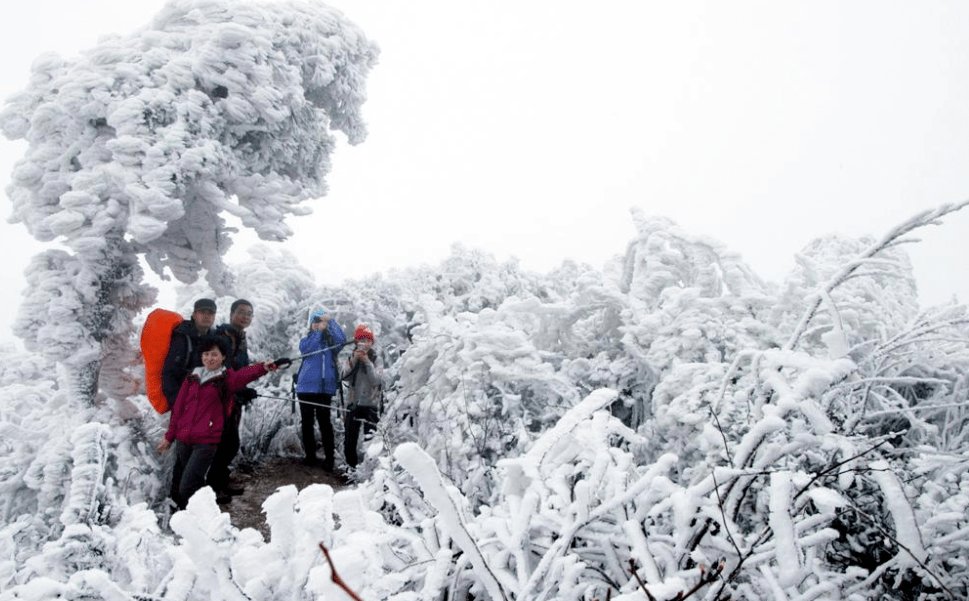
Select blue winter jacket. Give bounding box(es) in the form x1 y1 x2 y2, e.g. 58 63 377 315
295 320 347 395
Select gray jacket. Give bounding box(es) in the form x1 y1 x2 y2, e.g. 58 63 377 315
342 351 382 408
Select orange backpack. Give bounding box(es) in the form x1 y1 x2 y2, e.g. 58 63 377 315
140 308 186 413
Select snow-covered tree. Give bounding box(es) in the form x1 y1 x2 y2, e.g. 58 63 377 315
0 0 378 403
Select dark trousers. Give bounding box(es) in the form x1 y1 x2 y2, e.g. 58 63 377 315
171 441 218 510
298 393 334 466
207 409 241 492
344 405 379 468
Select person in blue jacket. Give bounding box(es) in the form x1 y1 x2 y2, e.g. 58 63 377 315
295 308 346 469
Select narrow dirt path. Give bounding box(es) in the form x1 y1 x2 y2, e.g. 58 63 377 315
218 457 349 539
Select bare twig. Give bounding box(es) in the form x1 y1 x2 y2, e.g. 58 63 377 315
841 505 958 600
709 407 734 467
630 558 725 601
628 559 659 601
678 560 725 600
791 438 892 504
710 470 742 558
319 543 365 601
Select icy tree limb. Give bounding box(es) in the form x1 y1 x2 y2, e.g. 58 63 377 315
521 454 678 601
843 501 958 600
394 443 508 601
768 472 801 587
60 423 110 527
784 200 969 352
868 460 927 566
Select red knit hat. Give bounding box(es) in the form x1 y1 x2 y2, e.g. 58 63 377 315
354 324 374 342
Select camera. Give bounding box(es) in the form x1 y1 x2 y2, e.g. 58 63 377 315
355 339 373 352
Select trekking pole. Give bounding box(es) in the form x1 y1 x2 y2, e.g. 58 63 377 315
248 392 382 427
262 340 353 373
289 340 354 362
253 393 359 417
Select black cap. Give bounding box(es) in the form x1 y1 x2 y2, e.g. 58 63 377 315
193 298 217 313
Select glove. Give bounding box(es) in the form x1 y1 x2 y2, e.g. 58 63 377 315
273 357 293 369
236 387 259 404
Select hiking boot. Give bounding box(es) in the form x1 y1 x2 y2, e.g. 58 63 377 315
223 485 245 496
301 456 322 467
322 459 334 472
216 493 233 505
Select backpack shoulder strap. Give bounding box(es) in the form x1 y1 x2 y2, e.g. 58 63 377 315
220 327 239 358
217 374 231 420
183 332 193 369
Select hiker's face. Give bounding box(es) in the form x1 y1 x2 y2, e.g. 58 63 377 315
193 309 216 331
201 347 225 370
230 305 253 330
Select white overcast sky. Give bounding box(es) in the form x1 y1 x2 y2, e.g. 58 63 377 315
2 1 969 343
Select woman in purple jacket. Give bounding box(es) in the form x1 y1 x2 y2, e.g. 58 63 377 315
157 335 278 509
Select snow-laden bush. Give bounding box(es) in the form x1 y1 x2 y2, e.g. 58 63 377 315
2 203 969 599
0 351 171 595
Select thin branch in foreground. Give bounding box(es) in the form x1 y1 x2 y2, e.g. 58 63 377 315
710 469 742 559
709 407 734 467
319 543 364 601
842 505 958 600
628 559 659 601
630 558 726 601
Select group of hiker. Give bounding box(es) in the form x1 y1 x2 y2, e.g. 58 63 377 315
155 298 382 510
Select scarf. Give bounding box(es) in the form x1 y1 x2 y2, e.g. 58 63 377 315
192 366 226 385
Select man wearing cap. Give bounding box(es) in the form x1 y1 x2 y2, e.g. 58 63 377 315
161 298 217 411
208 299 255 502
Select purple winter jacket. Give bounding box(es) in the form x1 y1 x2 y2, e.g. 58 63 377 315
165 363 268 445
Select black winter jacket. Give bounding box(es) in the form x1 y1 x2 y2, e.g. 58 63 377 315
161 320 210 408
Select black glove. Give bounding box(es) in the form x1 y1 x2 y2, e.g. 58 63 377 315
236 387 259 403
273 357 293 369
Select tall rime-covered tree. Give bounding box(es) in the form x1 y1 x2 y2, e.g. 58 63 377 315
0 0 379 402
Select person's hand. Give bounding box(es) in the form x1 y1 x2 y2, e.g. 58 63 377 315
312 315 330 331
157 438 171 453
237 387 259 401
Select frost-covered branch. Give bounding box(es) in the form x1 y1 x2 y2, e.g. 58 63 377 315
784 200 969 352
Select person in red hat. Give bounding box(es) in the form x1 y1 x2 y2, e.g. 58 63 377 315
342 324 382 469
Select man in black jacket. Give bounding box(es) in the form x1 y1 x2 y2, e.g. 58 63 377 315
161 298 217 411
208 299 256 503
